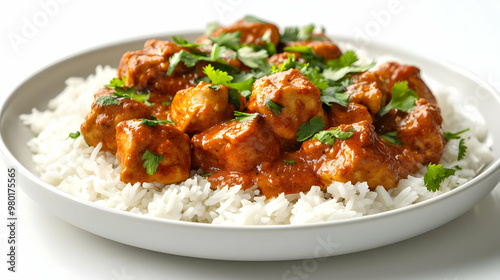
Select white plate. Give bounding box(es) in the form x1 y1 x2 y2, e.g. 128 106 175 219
1 33 500 261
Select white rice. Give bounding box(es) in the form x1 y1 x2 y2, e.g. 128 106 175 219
20 61 494 226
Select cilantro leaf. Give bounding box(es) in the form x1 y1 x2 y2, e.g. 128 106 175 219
167 50 199 75
458 138 467 161
200 172 212 178
244 15 269 24
162 100 172 106
296 116 326 142
237 46 269 68
320 91 350 107
312 127 354 145
205 22 219 36
173 36 201 48
228 88 242 110
95 95 120 106
444 128 469 141
142 150 163 176
283 160 296 165
378 81 418 116
379 131 403 145
424 163 457 192
140 117 175 127
209 31 241 49
265 98 284 115
106 76 127 88
66 131 80 140
203 64 233 84
105 77 150 104
231 111 259 123
326 50 358 69
323 61 376 82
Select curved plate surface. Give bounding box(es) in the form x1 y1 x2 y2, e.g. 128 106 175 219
1 32 500 261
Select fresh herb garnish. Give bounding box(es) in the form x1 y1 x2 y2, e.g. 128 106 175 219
265 98 284 115
67 131 80 140
95 95 120 106
458 138 467 161
237 46 269 68
296 116 326 142
142 150 163 176
283 160 296 165
443 129 469 141
105 76 150 104
312 127 354 145
203 64 254 95
230 111 258 123
173 36 201 48
209 31 241 49
424 163 459 192
162 100 172 106
228 88 242 110
378 81 418 116
322 61 376 82
200 172 212 178
244 15 269 24
379 131 403 145
140 116 175 127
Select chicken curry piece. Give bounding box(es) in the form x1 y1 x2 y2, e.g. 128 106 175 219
80 17 445 197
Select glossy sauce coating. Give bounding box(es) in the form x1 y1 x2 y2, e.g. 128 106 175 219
81 18 446 197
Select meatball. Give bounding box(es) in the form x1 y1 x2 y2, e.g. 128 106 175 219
192 115 281 173
170 81 246 134
327 102 373 127
374 61 437 104
247 69 326 147
115 120 191 184
117 39 204 101
298 121 404 189
345 71 387 114
80 94 152 154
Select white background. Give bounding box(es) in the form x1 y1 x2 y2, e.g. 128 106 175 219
1 0 500 279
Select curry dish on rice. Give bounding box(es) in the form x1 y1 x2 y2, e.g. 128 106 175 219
80 17 445 198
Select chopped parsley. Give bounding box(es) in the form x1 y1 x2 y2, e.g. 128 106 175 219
378 81 418 116
231 111 259 123
280 24 324 42
312 127 354 145
379 131 403 145
296 116 326 142
320 90 351 107
67 131 80 140
424 163 459 192
265 98 284 115
142 150 163 176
